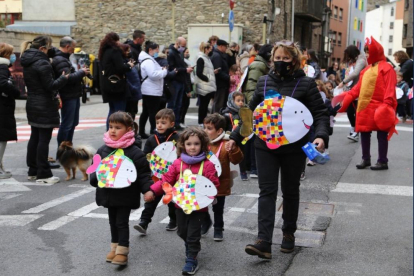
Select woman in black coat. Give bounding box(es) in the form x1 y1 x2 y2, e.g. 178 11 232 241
0 43 20 179
227 41 329 259
21 36 68 184
98 33 134 130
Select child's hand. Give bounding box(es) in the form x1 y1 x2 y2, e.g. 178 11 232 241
225 140 236 152
144 191 155 202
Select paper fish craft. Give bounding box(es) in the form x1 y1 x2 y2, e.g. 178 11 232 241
253 90 313 149
206 151 222 177
86 149 137 188
396 87 404 99
150 142 177 179
162 169 217 214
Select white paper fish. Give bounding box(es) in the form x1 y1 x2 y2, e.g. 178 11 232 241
150 142 177 179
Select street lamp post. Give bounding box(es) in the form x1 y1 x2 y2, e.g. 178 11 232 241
172 0 176 43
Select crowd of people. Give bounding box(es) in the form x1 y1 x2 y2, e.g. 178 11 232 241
0 30 411 275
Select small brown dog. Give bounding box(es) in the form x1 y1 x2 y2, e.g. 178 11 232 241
57 141 95 181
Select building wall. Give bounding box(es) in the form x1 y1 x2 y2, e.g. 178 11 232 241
23 0 75 21
347 0 366 50
0 0 22 13
0 28 63 52
330 0 349 65
402 0 413 57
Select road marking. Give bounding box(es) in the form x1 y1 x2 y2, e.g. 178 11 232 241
22 188 94 214
84 213 108 219
67 202 99 217
0 184 31 192
38 216 79 230
0 214 43 226
0 193 21 201
332 183 413 196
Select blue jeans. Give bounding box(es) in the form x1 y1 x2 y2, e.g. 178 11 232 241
106 100 127 130
57 98 80 146
167 81 185 125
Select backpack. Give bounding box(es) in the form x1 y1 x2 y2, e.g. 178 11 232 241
135 58 151 84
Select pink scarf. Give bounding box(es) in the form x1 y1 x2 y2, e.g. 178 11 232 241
103 131 135 149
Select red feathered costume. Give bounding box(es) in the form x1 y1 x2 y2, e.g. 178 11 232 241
338 37 398 140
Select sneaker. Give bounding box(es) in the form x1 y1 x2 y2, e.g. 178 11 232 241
133 221 148 235
213 229 223 241
250 169 258 178
166 220 178 231
347 132 359 142
0 163 10 174
27 175 37 180
300 171 306 181
280 233 295 253
240 172 248 181
201 214 212 236
179 123 187 129
307 160 316 166
48 161 61 169
182 257 198 275
245 239 272 259
36 176 60 184
402 116 407 123
356 159 371 169
370 162 388 170
0 171 12 179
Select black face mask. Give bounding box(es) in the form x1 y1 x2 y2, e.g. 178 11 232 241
274 61 293 77
208 50 213 57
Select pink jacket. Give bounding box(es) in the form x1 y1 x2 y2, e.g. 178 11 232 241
150 158 220 212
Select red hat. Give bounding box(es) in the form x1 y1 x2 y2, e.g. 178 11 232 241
365 36 386 65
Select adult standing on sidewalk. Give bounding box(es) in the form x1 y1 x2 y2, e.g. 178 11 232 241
210 39 230 113
21 36 69 184
0 43 20 179
337 45 368 142
99 32 134 130
338 37 397 171
393 50 413 118
179 47 194 127
306 49 321 80
138 41 167 138
52 37 89 148
167 37 193 129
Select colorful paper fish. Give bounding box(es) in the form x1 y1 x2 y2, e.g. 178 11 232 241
86 149 137 188
150 142 177 179
206 151 222 177
253 90 313 149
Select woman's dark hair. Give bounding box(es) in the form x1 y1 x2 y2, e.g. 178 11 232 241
307 49 319 63
108 111 138 135
393 50 410 64
119 44 131 58
252 43 261 53
343 45 360 63
21 36 52 53
176 126 210 157
258 44 273 61
98 32 120 60
145 40 159 53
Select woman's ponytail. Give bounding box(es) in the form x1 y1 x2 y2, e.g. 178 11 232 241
20 36 52 53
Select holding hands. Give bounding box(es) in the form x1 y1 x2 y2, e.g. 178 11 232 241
144 191 155 202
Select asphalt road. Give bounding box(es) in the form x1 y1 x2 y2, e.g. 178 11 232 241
0 100 412 276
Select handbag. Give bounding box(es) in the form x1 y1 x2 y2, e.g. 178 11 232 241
100 69 126 95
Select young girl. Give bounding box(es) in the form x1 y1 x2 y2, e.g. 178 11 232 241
90 112 153 266
146 127 219 275
229 64 241 93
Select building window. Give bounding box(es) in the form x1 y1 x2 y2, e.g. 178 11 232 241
354 18 358 30
403 24 408 38
390 22 394 29
339 8 343 20
360 21 363 32
333 31 337 44
389 35 393 42
355 0 358 8
391 7 394 16
358 19 360 30
353 40 356 46
405 0 410 10
388 49 392 56
338 32 342 45
334 6 338 18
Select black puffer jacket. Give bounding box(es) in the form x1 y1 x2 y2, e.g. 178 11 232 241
21 48 68 128
210 48 230 89
143 127 179 155
52 50 86 100
399 59 413 88
90 139 153 209
125 39 142 62
230 69 330 154
0 59 20 141
167 44 188 83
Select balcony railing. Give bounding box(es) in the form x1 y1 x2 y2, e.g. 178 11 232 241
295 0 324 22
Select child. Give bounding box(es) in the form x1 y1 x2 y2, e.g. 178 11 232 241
221 92 249 180
202 114 243 241
134 108 180 234
229 64 241 93
146 127 219 275
396 71 409 123
89 112 153 266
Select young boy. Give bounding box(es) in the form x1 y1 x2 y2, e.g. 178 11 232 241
202 113 243 241
134 108 180 234
396 71 409 123
221 92 251 181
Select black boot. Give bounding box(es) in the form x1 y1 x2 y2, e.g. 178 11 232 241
370 162 388 170
245 239 272 259
280 233 295 253
356 159 371 169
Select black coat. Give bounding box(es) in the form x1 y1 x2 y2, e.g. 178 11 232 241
210 48 230 89
21 48 68 128
52 50 86 100
230 69 330 154
167 44 188 83
99 47 131 103
0 61 20 141
90 140 153 209
143 128 179 155
399 59 413 88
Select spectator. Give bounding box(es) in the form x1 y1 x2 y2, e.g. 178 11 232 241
195 42 217 125
393 50 413 118
180 47 194 127
239 43 253 73
327 61 339 77
307 49 321 79
210 39 230 113
208 35 219 48
248 43 261 65
227 42 240 68
21 35 69 184
0 43 20 179
52 36 89 149
229 64 241 93
98 32 135 130
167 37 193 129
155 47 176 110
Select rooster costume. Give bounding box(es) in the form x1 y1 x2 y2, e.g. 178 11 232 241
338 37 397 169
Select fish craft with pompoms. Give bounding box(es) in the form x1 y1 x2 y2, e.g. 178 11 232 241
150 141 177 179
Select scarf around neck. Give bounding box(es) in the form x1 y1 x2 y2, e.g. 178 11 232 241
103 131 135 149
180 152 206 165
211 132 225 143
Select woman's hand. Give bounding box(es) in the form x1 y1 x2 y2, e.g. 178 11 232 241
127 61 135 68
225 140 236 152
144 191 155 202
214 68 220 74
337 82 344 88
62 71 69 79
313 138 325 152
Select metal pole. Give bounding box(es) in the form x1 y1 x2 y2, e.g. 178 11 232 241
263 15 267 44
229 9 231 43
291 0 295 41
172 1 175 43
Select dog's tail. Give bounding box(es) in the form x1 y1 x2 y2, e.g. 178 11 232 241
75 145 96 160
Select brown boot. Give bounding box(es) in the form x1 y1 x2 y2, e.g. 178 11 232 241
111 246 129 266
106 243 118 263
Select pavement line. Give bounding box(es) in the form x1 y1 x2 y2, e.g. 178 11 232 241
224 197 257 226
67 202 100 217
0 214 43 226
84 213 108 219
232 193 259 198
38 216 79 230
21 188 94 214
129 207 144 221
332 183 413 196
